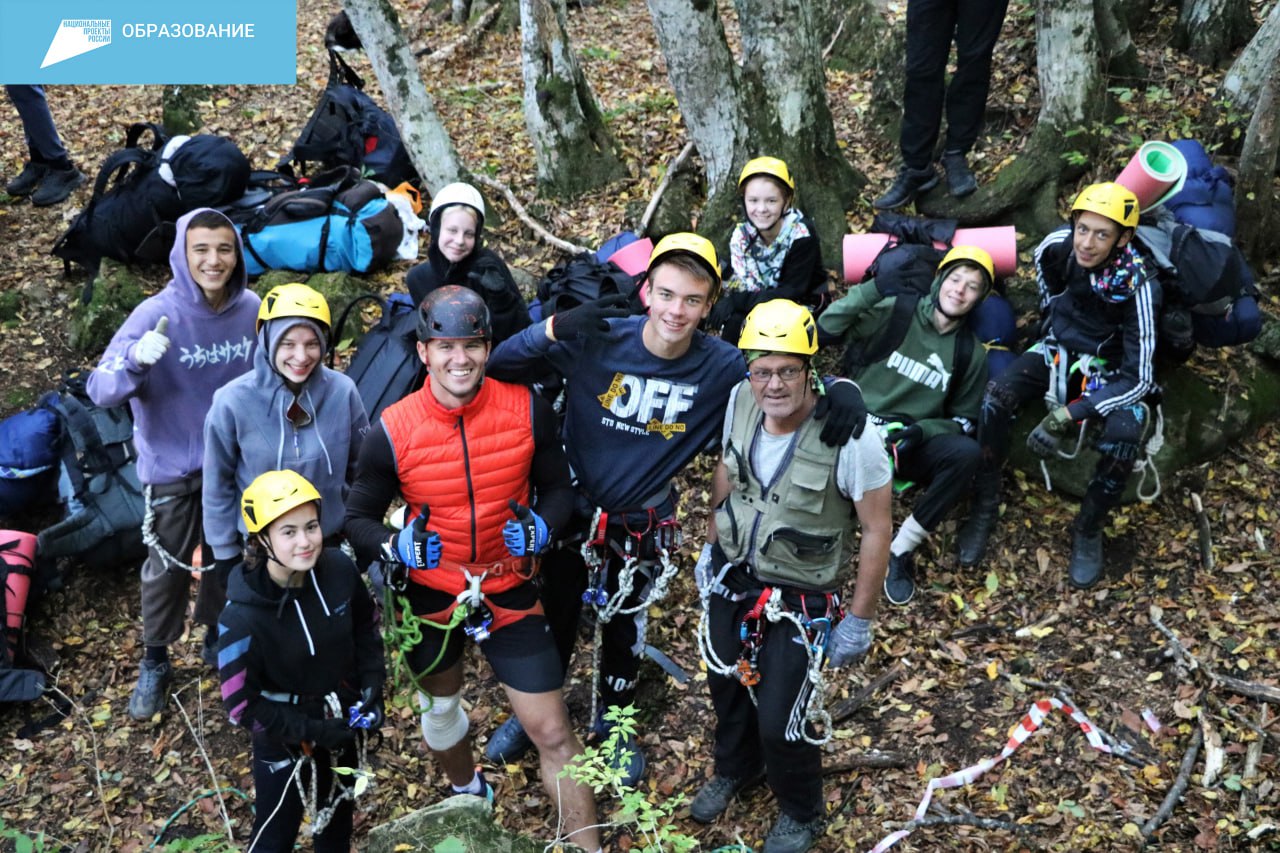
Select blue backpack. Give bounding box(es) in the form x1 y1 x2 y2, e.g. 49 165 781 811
0 407 61 519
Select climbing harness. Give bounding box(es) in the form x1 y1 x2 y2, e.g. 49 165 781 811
580 506 682 724
141 485 202 572
697 581 840 746
300 694 375 838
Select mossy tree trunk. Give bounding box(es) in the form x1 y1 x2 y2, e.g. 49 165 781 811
343 0 466 191
1174 0 1253 67
520 0 625 197
1223 0 1280 115
1095 0 1144 80
918 0 1105 232
645 0 863 268
1235 77 1279 266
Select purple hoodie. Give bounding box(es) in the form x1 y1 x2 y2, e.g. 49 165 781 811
86 209 261 486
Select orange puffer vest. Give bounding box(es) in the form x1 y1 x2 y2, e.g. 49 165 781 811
381 377 535 596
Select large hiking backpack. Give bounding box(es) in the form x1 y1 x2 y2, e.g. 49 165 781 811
0 405 61 518
279 50 419 188
536 253 642 318
36 373 147 570
331 293 424 424
52 123 251 275
232 167 406 275
0 530 45 703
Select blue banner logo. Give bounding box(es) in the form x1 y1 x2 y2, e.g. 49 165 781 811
0 2 296 83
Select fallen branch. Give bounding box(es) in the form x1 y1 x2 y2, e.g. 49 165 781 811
1191 493 1214 571
1205 693 1277 743
824 751 910 773
1139 724 1202 845
472 173 591 256
822 16 848 61
639 141 696 236
886 813 1035 834
417 3 500 62
47 685 114 847
173 683 236 846
1150 606 1280 703
1238 704 1268 820
831 662 904 724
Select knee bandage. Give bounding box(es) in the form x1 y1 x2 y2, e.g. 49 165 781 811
418 691 469 752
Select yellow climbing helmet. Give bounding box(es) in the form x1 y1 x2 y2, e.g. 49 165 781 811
738 299 818 357
256 283 332 335
937 245 995 296
738 156 796 193
1071 182 1140 230
241 469 322 535
648 232 722 288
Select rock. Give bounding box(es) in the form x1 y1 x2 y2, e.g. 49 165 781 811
364 794 572 853
69 259 147 355
1249 309 1280 363
250 270 302 298
304 271 371 319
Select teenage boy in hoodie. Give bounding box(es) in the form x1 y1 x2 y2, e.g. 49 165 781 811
87 208 260 720
202 283 369 586
404 182 532 343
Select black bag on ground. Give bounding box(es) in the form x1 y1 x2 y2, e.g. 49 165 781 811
331 293 424 425
52 123 251 275
36 372 146 571
536 253 642 317
279 50 418 188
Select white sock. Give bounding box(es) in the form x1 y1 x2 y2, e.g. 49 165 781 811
451 770 484 795
890 515 929 556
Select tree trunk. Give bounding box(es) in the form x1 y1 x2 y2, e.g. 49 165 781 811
520 0 625 197
920 0 1104 230
1223 0 1280 115
452 0 472 25
645 0 862 267
1174 0 1252 67
1094 0 1144 80
342 0 466 192
1235 77 1279 266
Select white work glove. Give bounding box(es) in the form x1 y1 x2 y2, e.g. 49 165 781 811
134 317 170 367
826 615 873 667
694 543 715 596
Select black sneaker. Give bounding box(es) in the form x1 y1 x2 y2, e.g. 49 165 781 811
5 161 48 196
30 165 86 206
872 166 939 210
883 551 916 606
941 152 977 197
128 659 173 720
763 813 825 853
689 770 765 823
484 714 534 763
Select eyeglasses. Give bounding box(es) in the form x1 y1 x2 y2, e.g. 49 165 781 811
747 365 806 383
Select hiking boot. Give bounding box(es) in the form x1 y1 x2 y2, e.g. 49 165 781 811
957 469 1001 567
872 165 939 210
883 551 917 606
594 714 647 788
30 165 86 206
201 629 219 670
1067 492 1109 589
941 151 978 198
689 770 765 823
128 659 173 720
5 161 48 196
484 714 534 763
763 813 824 853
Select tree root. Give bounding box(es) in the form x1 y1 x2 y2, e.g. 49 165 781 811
1150 606 1280 703
831 662 904 724
416 3 500 62
1139 724 1202 846
472 173 591 256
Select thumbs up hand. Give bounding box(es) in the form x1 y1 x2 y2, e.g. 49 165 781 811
134 316 171 367
393 506 442 569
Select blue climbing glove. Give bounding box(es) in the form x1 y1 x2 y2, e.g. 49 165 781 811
503 500 550 556
826 615 873 667
814 380 867 446
1027 406 1074 458
393 507 442 569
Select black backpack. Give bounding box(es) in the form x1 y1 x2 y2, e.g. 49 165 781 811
36 373 147 571
331 293 424 425
0 531 46 703
279 50 418 188
536 253 642 317
52 123 251 277
1135 215 1257 314
839 214 976 403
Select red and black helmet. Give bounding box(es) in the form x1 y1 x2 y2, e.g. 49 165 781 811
417 285 492 342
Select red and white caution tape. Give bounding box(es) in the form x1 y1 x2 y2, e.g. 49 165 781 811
867 697 1113 852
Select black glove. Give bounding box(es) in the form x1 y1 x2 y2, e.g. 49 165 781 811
887 424 923 457
355 685 385 730
1027 406 1074 458
306 718 356 751
551 294 631 341
706 292 741 332
211 556 239 588
468 263 508 294
814 381 867 446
